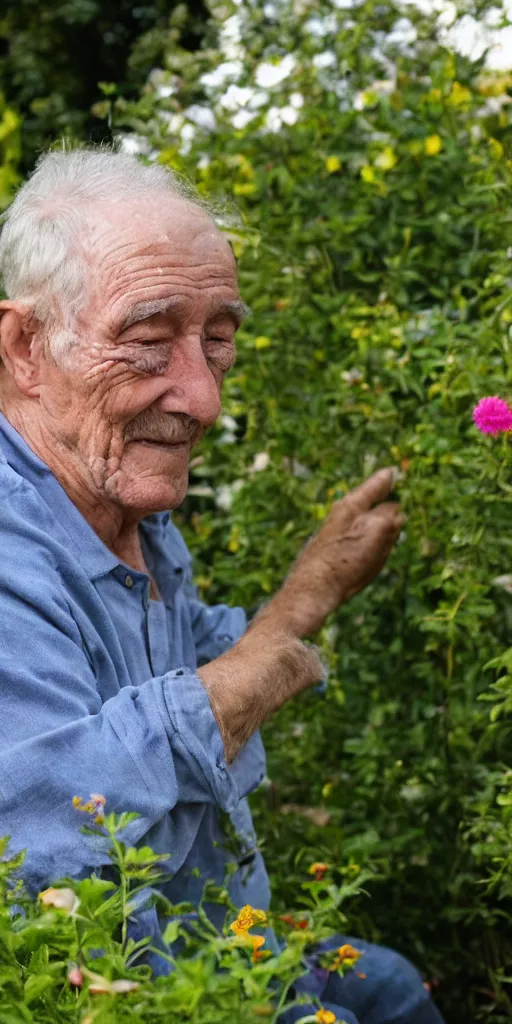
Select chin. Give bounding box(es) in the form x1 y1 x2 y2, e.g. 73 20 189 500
109 469 189 514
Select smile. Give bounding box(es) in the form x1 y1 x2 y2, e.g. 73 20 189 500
136 439 189 451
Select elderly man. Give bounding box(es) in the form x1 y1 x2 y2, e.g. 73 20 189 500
0 150 443 1024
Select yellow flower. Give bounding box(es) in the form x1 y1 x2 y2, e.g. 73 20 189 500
448 81 471 106
488 137 504 160
316 1011 337 1024
227 526 241 553
73 794 106 822
424 134 443 156
361 165 377 183
375 146 397 171
477 73 512 97
254 335 272 349
233 181 258 196
325 155 341 174
230 904 268 935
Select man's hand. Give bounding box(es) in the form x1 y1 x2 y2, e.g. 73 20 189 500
199 468 404 762
255 468 405 638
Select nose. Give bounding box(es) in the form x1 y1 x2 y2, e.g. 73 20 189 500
155 337 222 427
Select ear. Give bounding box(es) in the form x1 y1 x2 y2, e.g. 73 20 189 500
0 300 43 397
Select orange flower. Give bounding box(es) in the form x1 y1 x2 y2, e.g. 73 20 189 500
329 944 363 972
73 793 106 822
230 904 267 935
278 914 309 930
337 944 361 962
308 862 329 881
251 934 266 962
316 1010 337 1023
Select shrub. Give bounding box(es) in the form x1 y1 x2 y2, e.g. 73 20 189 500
105 1 512 1019
0 808 367 1023
3 0 512 1019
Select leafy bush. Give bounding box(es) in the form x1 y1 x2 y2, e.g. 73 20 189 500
0 808 366 1023
104 1 512 1019
3 0 512 1020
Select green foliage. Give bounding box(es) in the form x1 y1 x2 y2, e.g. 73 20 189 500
0 811 364 1023
101 1 512 1019
0 0 208 172
5 0 512 1019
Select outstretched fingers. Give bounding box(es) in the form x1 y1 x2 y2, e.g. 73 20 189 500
348 467 400 511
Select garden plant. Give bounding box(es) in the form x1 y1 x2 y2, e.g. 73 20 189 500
2 0 512 1020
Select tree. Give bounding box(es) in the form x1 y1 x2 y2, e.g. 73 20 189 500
0 0 208 172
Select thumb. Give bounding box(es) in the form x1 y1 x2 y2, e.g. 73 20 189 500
348 467 399 512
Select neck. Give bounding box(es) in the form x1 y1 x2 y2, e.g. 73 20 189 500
4 402 148 572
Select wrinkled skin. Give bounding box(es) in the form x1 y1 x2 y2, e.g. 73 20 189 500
0 191 404 757
0 196 241 567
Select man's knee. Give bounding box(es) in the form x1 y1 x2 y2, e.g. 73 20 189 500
321 936 439 1024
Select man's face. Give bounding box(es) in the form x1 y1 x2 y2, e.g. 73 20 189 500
35 197 242 514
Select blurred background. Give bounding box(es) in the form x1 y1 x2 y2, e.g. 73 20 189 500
2 1 512 1020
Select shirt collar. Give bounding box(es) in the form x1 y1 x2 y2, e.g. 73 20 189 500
0 412 170 581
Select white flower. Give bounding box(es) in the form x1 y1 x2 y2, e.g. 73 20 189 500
387 17 417 47
304 14 337 36
117 134 148 156
179 123 196 156
39 887 80 915
220 84 254 111
251 451 270 473
266 106 284 132
232 109 258 129
280 105 299 125
221 414 238 432
160 112 184 135
341 367 363 384
215 480 244 511
201 61 243 89
156 84 175 99
249 90 270 109
289 92 304 109
492 575 512 594
312 51 337 69
184 105 216 131
255 55 295 89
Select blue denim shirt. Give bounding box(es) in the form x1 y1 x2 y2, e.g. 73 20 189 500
0 413 271 938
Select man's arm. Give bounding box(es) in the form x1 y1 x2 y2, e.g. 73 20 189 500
199 469 404 762
0 486 292 889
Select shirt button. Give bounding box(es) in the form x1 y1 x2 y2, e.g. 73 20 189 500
124 574 134 589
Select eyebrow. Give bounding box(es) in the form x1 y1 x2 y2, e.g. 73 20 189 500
119 296 249 332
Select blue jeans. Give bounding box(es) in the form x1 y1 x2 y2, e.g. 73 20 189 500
279 935 445 1024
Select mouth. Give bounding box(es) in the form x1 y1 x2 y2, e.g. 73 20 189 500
135 439 190 452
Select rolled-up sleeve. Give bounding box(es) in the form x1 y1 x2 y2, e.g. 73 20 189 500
0 489 264 891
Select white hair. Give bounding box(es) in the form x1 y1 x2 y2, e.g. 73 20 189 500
0 147 211 361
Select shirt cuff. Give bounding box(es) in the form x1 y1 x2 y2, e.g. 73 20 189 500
161 667 266 813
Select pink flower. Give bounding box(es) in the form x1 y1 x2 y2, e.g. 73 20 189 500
473 396 512 435
67 965 84 988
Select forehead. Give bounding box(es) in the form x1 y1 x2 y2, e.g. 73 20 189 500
84 195 239 318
